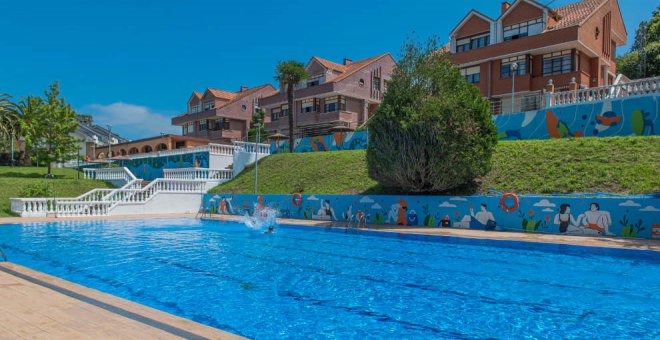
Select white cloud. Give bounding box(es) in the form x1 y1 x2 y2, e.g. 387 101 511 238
371 203 382 210
438 201 457 208
639 206 660 212
307 195 320 201
533 199 556 208
619 200 641 207
542 208 554 212
450 197 468 201
81 102 179 139
359 196 375 203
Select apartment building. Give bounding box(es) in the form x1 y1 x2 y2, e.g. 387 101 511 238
171 84 277 143
448 0 627 114
259 53 396 137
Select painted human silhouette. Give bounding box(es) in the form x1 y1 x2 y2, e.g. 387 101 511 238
576 203 614 236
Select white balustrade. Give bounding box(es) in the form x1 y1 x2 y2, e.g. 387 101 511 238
163 168 233 181
10 198 56 217
232 141 271 154
83 167 137 183
551 76 660 107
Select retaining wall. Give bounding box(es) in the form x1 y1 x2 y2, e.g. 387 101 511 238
204 193 660 240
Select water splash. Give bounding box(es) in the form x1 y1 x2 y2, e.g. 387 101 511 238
241 203 278 231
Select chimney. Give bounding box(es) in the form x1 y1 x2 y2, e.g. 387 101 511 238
501 1 511 14
343 58 353 65
239 85 249 92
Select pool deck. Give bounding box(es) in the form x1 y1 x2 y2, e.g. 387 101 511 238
0 262 244 339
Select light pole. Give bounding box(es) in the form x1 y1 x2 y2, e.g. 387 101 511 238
107 124 112 167
253 121 261 195
511 62 518 114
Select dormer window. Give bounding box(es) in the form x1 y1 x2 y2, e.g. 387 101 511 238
456 33 490 53
190 104 201 113
503 18 543 41
202 101 215 111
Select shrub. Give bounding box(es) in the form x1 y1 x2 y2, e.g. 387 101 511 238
366 37 497 193
19 183 54 197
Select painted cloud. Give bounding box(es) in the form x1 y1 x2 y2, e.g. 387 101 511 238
438 201 457 208
639 206 660 212
307 195 320 201
533 199 556 208
619 200 641 207
371 203 383 210
359 196 375 204
449 197 468 201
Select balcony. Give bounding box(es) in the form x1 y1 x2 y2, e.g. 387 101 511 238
264 110 356 132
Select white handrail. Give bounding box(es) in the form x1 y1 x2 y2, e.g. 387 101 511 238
551 76 660 107
83 167 137 183
116 143 235 160
163 168 233 180
232 141 271 154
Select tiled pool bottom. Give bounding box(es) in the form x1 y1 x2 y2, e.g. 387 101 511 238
1 218 658 339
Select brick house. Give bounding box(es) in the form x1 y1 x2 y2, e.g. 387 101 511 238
171 84 277 143
93 134 210 159
448 0 627 114
259 53 396 137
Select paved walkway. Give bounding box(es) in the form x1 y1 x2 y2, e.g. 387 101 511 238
0 263 243 340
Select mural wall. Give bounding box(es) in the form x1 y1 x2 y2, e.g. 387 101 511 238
119 152 209 181
270 95 659 153
204 193 660 240
494 94 659 140
270 131 368 154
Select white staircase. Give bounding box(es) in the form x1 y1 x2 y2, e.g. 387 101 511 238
10 141 271 218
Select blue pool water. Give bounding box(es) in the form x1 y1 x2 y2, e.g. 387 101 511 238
1 218 659 339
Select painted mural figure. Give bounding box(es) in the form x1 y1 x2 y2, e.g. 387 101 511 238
386 203 399 224
219 197 234 215
313 200 337 221
576 203 614 236
553 204 579 233
397 199 408 226
455 204 496 230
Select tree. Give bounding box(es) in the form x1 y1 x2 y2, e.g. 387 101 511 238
617 6 660 79
0 94 19 152
247 108 269 143
16 95 44 165
366 37 497 193
274 61 308 150
27 81 80 174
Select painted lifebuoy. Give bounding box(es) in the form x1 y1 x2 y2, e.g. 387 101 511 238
500 193 520 213
292 193 303 207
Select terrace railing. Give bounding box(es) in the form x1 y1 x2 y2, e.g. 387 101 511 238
83 167 137 184
163 168 233 181
549 76 660 107
232 141 271 154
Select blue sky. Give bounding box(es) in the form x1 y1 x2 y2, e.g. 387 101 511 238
0 0 655 139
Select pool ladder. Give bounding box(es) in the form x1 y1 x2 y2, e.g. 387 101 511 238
0 248 7 262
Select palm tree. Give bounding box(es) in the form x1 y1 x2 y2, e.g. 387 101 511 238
275 61 308 151
0 94 20 159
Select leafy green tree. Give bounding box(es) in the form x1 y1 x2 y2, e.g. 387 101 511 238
28 81 80 174
274 61 308 150
247 108 269 143
617 6 660 78
366 37 497 193
15 95 44 164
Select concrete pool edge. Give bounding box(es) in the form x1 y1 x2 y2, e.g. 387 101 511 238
0 262 245 339
205 215 660 252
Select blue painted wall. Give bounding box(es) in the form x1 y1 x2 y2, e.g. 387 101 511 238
205 193 660 240
119 152 209 181
270 95 659 153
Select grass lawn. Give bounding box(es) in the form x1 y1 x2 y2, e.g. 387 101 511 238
211 136 660 195
0 167 114 217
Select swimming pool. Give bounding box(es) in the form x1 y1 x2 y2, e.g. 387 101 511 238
1 218 658 339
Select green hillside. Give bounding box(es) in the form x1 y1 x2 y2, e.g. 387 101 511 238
211 136 660 195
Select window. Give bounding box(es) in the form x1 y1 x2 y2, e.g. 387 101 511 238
272 108 281 121
183 123 193 135
543 50 573 76
202 101 215 111
373 75 381 91
503 18 543 41
324 96 345 112
281 104 289 117
501 55 527 78
456 33 490 53
301 98 317 113
190 104 201 113
460 66 480 84
215 118 230 130
199 120 208 131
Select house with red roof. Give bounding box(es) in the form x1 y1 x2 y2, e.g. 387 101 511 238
448 0 627 114
171 84 277 144
259 53 396 137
